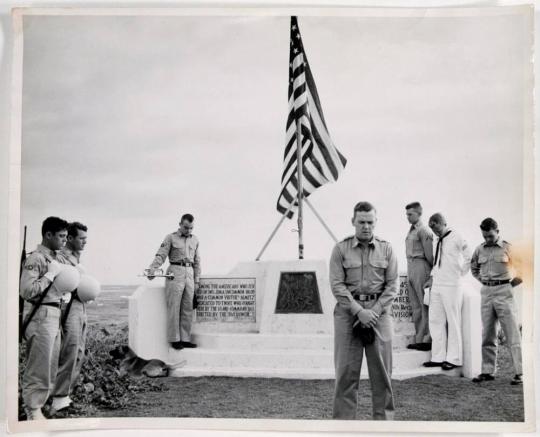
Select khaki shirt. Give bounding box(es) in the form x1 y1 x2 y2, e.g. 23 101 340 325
471 238 520 282
405 221 434 266
57 246 80 267
149 231 201 283
20 244 61 303
329 235 398 317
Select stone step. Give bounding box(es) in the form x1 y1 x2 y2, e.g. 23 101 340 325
168 347 431 372
191 332 333 350
170 363 453 380
191 332 417 351
392 366 462 380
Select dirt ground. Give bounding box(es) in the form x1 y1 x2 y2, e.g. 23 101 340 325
81 287 524 422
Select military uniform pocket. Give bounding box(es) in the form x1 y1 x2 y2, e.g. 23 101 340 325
369 258 388 282
343 260 362 283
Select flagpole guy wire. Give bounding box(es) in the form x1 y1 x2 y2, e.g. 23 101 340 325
304 198 338 243
255 202 295 261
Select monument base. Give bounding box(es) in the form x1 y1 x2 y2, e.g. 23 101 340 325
169 332 452 379
129 261 480 380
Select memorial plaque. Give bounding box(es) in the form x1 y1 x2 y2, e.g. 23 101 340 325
196 278 256 322
275 271 323 314
392 276 413 322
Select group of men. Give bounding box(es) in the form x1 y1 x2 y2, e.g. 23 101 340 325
330 201 524 420
19 213 201 421
20 217 89 420
20 207 523 422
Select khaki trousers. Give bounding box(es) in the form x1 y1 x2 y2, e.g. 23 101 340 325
22 303 62 409
165 265 195 343
332 302 394 420
407 259 431 343
480 283 522 375
53 299 87 397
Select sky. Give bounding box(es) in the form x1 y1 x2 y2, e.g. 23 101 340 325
19 9 533 284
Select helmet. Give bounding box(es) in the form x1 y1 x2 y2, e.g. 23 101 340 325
52 265 81 293
77 274 101 302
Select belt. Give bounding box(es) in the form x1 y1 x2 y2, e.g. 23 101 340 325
170 261 193 267
353 293 381 302
481 279 510 286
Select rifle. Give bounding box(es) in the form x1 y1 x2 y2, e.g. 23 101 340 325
18 226 27 343
61 289 78 328
20 283 53 341
19 225 54 341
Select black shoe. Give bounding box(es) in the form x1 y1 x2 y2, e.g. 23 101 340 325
510 374 523 385
407 343 419 350
423 361 443 367
416 343 432 351
179 341 197 348
171 341 184 350
472 373 495 383
441 361 459 370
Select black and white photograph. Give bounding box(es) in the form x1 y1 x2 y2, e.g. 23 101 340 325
3 4 536 434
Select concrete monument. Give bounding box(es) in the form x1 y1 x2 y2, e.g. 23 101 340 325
129 264 481 379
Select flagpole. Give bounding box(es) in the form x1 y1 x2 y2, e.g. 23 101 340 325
305 198 338 243
296 120 304 260
255 202 295 261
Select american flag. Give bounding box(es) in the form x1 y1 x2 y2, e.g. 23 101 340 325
276 16 347 218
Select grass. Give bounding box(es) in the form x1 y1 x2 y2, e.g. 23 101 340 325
19 285 525 421
90 343 523 421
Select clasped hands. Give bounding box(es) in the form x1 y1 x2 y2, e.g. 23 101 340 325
356 309 379 328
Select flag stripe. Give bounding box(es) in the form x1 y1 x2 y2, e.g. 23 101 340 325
276 16 347 218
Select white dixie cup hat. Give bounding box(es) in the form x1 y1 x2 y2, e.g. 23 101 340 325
52 264 81 294
77 274 101 302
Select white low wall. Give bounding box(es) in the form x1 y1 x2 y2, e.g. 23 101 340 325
460 279 482 378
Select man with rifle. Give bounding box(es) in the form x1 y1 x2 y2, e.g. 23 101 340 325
51 222 88 412
19 216 68 420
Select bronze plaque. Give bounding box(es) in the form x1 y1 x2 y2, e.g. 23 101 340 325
275 271 322 314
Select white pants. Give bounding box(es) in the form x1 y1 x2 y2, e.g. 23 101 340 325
428 284 463 365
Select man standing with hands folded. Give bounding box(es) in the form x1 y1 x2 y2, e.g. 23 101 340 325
423 213 471 371
330 202 398 420
470 218 523 385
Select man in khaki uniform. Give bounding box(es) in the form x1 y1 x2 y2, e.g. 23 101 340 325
147 214 201 350
330 202 398 420
52 222 88 412
20 216 69 420
404 202 433 351
471 218 523 385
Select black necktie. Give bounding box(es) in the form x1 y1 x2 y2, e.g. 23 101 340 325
434 230 452 267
